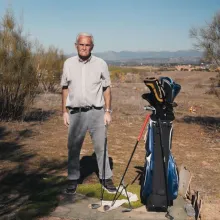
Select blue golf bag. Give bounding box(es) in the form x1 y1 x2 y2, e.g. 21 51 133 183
140 77 180 211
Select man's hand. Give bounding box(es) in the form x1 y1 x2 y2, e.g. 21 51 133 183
104 112 112 125
63 112 69 127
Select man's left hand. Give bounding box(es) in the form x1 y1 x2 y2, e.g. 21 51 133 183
104 112 112 125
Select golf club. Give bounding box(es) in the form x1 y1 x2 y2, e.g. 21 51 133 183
91 124 108 209
110 114 150 208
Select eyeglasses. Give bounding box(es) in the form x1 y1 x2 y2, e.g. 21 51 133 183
78 43 92 47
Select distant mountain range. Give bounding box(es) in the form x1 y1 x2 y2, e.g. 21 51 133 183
68 50 202 61
95 50 202 61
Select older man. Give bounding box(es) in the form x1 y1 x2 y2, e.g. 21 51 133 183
61 32 116 194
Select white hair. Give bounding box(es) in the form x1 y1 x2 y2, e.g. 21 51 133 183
76 32 94 45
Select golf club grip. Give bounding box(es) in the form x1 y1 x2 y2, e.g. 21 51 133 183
137 114 150 141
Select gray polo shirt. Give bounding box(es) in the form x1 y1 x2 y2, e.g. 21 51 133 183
61 55 111 108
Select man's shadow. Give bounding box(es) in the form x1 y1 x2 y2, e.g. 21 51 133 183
78 152 113 183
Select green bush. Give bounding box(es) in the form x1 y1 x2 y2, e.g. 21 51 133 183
0 10 39 120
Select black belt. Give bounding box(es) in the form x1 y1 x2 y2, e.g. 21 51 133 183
69 106 103 114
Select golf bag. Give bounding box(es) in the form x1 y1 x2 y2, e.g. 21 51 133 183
140 77 180 211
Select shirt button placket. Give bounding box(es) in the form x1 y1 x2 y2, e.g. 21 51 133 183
82 63 86 106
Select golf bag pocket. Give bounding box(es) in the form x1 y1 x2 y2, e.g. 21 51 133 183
141 154 153 202
168 154 179 200
141 122 154 204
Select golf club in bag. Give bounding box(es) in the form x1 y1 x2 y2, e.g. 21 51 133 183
140 77 180 218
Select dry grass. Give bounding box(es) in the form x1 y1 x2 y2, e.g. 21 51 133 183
0 71 220 219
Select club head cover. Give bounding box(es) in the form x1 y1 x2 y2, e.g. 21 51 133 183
143 77 164 103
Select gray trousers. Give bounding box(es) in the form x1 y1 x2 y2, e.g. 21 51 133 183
67 108 113 180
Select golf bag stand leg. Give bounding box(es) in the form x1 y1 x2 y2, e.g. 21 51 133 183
110 114 150 207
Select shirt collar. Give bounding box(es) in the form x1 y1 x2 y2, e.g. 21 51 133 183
78 54 92 64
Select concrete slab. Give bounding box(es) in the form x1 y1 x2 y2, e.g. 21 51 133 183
50 193 188 220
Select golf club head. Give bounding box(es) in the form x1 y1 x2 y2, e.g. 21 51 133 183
104 205 111 211
122 207 132 212
144 106 156 112
165 212 174 220
91 203 101 209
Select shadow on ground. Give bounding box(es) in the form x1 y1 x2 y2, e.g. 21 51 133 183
79 153 113 184
24 108 56 122
0 126 68 219
178 115 220 131
0 126 115 220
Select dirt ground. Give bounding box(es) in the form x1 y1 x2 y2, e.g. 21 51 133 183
0 71 219 220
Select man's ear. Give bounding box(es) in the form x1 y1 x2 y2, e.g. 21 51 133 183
75 43 78 50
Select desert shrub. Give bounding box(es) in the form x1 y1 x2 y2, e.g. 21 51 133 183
109 66 147 82
193 68 209 72
109 66 139 74
124 72 141 83
194 82 203 88
209 64 218 72
216 72 220 87
157 67 168 71
0 10 39 120
206 72 220 99
34 45 65 93
110 70 125 82
206 84 220 98
210 72 220 87
154 72 161 75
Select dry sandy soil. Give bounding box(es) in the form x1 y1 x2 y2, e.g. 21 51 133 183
0 71 219 219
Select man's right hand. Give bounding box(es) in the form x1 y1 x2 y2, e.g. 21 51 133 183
63 112 69 127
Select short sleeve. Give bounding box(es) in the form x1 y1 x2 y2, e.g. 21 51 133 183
101 61 111 87
60 62 68 87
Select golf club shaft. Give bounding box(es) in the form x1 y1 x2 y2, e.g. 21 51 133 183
101 125 108 202
111 114 150 206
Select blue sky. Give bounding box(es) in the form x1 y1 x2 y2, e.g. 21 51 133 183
0 0 219 53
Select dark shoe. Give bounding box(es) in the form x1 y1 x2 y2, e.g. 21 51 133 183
64 180 77 195
100 178 117 194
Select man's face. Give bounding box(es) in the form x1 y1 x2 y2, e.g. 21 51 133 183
75 36 93 57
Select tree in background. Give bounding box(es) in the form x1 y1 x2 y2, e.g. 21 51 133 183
34 44 65 93
190 11 220 99
190 11 220 66
0 9 39 120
